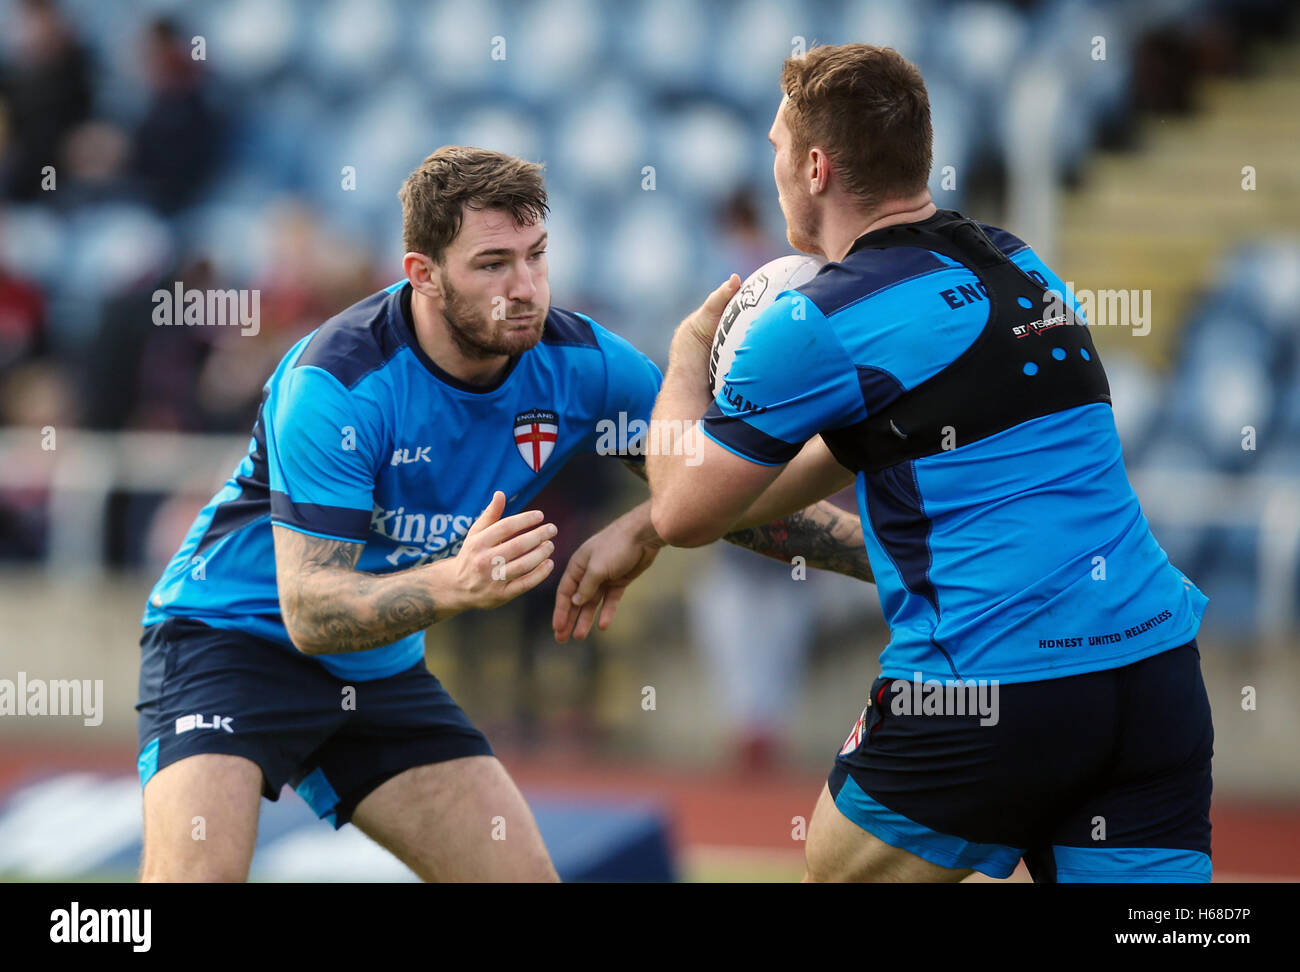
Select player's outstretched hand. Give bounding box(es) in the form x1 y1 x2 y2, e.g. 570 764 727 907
553 509 663 642
679 274 742 352
452 490 556 610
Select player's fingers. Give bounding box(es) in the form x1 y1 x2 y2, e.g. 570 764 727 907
555 552 584 600
552 557 586 641
684 274 744 347
570 559 609 607
694 274 742 325
703 273 742 315
554 606 580 644
493 521 558 564
571 596 602 641
498 539 554 583
553 597 574 642
596 586 627 631
503 555 555 600
475 508 548 547
553 585 573 638
465 491 507 537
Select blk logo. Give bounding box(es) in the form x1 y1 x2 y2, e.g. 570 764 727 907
391 446 432 465
175 714 234 734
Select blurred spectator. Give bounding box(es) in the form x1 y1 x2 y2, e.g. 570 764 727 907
194 200 381 430
0 225 60 562
0 359 75 560
0 256 46 378
0 0 93 201
0 353 73 428
56 119 132 208
129 17 220 214
81 256 219 432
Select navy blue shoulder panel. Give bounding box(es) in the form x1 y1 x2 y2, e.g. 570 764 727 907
977 222 1028 256
294 287 407 389
800 247 950 318
541 306 600 349
798 222 1027 319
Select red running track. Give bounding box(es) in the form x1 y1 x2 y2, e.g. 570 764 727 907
2 742 1295 879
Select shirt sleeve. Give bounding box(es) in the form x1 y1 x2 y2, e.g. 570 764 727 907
265 365 382 542
701 292 865 465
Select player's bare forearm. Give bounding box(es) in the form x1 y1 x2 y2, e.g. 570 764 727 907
722 500 874 583
624 461 871 582
726 436 856 531
274 493 557 655
274 527 457 655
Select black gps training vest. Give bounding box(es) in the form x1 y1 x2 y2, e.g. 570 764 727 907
821 211 1112 475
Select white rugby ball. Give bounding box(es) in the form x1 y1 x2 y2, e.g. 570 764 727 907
710 254 826 397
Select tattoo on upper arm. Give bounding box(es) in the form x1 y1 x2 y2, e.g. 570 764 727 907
723 502 874 583
296 533 363 572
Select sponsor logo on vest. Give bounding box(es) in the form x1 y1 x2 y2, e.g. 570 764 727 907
1012 315 1071 338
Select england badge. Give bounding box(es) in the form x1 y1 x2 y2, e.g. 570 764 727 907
513 409 558 473
839 705 870 756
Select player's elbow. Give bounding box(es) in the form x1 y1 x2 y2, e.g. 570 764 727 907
650 498 719 548
278 594 325 655
284 618 325 656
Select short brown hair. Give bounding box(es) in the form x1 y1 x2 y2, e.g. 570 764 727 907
398 146 549 260
779 44 932 207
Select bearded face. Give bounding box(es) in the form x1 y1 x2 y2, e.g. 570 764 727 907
778 178 821 257
439 266 547 360
432 206 551 360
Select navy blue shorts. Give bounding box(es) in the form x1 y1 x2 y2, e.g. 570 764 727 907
136 617 493 828
829 641 1213 882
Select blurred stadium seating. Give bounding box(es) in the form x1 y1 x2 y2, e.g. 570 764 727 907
3 0 1277 352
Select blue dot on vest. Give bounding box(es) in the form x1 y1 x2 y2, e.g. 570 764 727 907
1080 348 1091 361
1023 362 1038 376
1017 296 1034 309
1052 347 1066 360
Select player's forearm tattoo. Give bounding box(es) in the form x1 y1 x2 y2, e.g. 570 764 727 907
276 530 449 654
723 501 874 583
623 455 871 580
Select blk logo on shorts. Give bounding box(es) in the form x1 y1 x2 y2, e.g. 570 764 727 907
514 409 558 473
175 714 234 734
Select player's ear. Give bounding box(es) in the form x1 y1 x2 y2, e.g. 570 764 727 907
403 251 442 298
808 146 831 195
